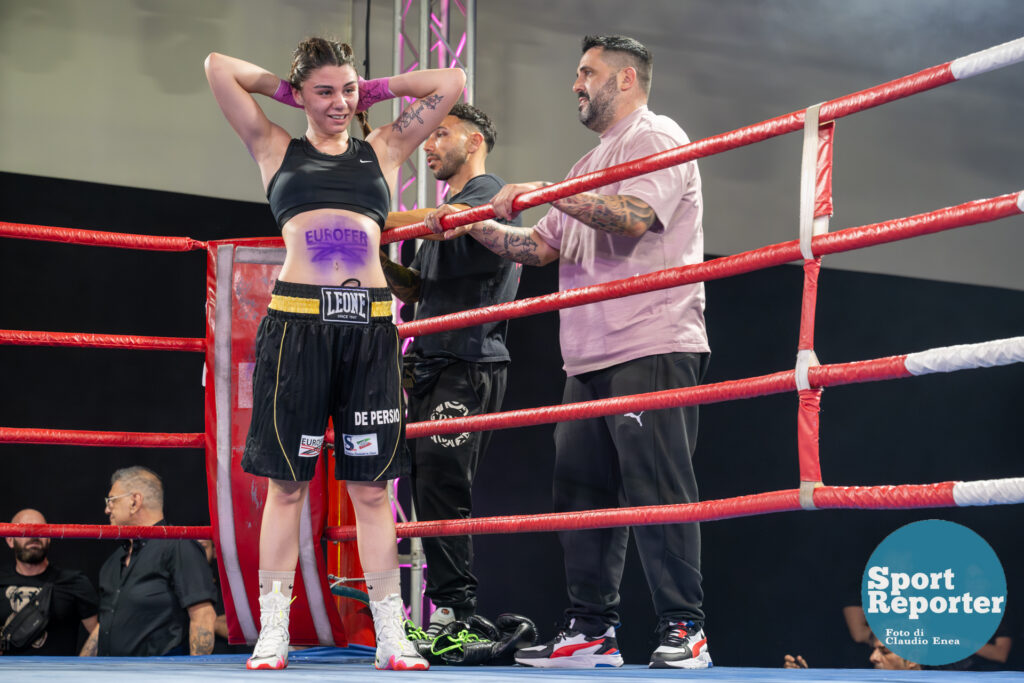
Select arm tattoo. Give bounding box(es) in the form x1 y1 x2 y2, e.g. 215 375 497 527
391 94 444 133
191 626 215 655
553 193 657 236
80 627 99 656
474 222 546 266
379 249 421 303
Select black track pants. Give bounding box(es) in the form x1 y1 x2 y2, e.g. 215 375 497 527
554 352 710 634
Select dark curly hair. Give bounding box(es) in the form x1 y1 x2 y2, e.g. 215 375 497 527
448 102 496 153
288 37 356 88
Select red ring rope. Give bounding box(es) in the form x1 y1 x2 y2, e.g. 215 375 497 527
3 192 1017 353
325 481 965 541
0 428 204 448
401 353 955 439
381 63 968 244
0 330 205 352
396 192 1022 339
0 221 206 251
0 523 211 540
5 478 1014 541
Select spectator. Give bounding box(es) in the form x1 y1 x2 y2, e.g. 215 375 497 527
0 509 98 655
868 635 921 670
784 626 1013 671
80 466 217 656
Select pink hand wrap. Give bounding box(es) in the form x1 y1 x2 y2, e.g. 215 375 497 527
272 79 301 108
357 77 395 112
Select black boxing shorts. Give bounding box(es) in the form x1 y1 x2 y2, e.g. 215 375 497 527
241 281 410 483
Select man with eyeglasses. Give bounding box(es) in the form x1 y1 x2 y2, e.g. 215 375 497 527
80 466 217 656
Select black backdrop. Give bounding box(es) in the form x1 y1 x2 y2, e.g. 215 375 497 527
2 171 1022 668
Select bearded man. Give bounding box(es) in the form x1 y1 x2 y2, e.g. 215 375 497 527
1 509 98 655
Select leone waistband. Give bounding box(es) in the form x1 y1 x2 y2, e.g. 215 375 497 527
268 281 392 324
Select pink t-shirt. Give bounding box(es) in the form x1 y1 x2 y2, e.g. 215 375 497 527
535 105 709 377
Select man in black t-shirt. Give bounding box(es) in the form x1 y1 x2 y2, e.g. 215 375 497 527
381 103 521 636
79 466 217 657
1 508 98 655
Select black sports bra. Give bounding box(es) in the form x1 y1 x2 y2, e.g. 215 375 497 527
266 137 391 229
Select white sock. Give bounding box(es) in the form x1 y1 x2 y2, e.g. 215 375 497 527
364 568 401 602
259 570 295 600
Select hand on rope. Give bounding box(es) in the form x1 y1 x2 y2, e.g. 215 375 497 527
424 204 475 240
389 182 559 244
490 181 550 221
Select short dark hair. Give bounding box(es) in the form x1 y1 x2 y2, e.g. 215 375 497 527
449 102 496 153
582 35 652 95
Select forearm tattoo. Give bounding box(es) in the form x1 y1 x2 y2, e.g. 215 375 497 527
191 625 215 655
475 222 545 266
392 94 444 133
553 193 657 236
80 629 99 656
379 249 421 303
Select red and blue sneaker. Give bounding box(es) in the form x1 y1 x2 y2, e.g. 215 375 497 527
514 621 623 668
649 620 712 669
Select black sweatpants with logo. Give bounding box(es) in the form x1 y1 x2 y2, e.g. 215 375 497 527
554 351 710 635
408 360 508 615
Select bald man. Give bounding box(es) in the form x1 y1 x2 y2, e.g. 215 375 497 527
80 466 217 657
1 509 98 655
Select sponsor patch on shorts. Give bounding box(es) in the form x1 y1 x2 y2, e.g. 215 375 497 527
320 287 370 324
298 434 324 458
342 433 379 457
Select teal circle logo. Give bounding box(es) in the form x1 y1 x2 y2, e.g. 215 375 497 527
862 520 1006 666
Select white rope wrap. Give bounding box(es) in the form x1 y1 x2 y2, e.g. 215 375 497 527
953 478 1024 506
799 481 822 510
904 336 1024 376
950 36 1024 81
799 103 823 260
813 215 830 237
795 348 819 391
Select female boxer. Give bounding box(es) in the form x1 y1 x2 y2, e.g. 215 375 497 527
205 37 464 671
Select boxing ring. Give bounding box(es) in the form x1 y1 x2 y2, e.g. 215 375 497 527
2 35 1024 680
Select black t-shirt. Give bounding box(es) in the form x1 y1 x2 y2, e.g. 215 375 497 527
409 173 522 364
0 563 98 655
97 529 217 657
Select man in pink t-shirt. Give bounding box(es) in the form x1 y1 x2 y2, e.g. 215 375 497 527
426 35 711 670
